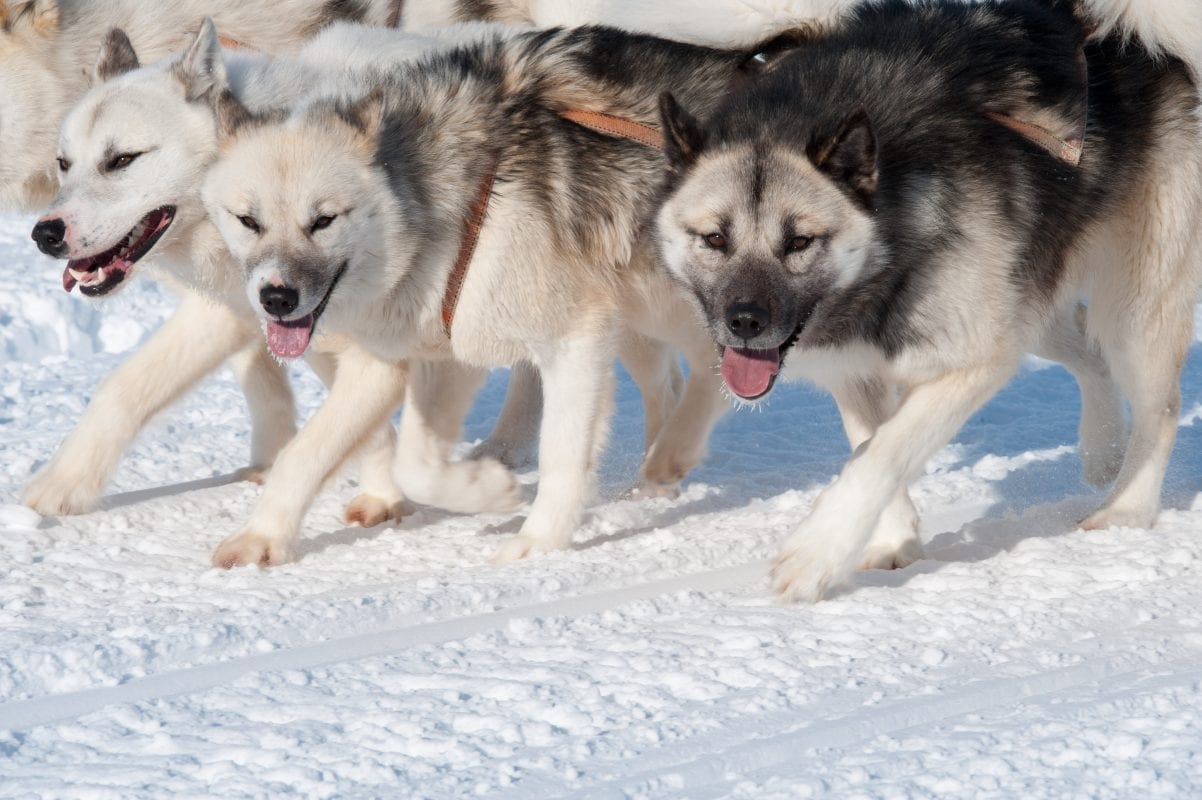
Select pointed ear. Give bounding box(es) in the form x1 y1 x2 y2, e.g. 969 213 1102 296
336 90 386 151
92 28 139 84
175 18 228 102
807 107 878 205
659 92 705 172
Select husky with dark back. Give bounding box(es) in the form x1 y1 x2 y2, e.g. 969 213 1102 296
656 0 1202 601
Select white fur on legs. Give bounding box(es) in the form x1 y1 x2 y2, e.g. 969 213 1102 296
493 335 615 561
395 360 522 514
212 346 407 568
1079 134 1202 531
304 347 410 527
468 361 541 468
1031 303 1126 488
617 331 685 486
628 286 728 496
831 377 926 570
344 421 411 528
227 340 297 484
774 361 1014 602
23 292 256 515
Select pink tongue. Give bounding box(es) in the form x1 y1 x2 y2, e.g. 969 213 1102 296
62 267 77 292
721 346 780 399
265 315 314 359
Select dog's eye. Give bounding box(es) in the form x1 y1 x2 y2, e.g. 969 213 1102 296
309 215 336 234
56 157 70 173
105 152 142 171
702 232 727 250
237 214 262 234
786 235 813 253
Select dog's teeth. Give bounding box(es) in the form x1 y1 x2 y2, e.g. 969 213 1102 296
68 268 88 282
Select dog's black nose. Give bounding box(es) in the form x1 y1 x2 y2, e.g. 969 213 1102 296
31 218 68 258
260 285 299 317
725 299 771 341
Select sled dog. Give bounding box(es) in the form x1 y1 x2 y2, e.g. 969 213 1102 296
26 21 538 543
655 0 1202 601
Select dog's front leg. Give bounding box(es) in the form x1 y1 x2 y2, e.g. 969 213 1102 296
23 293 257 515
830 377 924 571
394 359 521 514
492 336 616 561
774 361 1014 602
227 340 297 483
211 346 408 568
303 347 409 529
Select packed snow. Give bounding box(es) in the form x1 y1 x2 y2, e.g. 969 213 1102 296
2 208 1202 797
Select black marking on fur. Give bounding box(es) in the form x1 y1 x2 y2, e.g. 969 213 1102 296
456 0 499 22
305 0 369 36
95 29 140 82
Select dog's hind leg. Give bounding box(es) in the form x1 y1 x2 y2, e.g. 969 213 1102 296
468 361 541 468
212 346 408 568
493 333 616 561
617 331 692 495
1030 302 1127 488
831 377 924 571
227 340 297 484
628 285 728 496
774 358 1015 602
302 348 410 529
23 292 257 516
1081 230 1202 530
1079 115 1202 531
394 359 522 514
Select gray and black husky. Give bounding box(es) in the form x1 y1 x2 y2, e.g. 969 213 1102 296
656 0 1202 601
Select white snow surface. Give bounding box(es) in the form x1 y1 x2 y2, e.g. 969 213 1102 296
2 208 1202 798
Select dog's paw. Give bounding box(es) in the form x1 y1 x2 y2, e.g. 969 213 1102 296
859 535 924 570
343 494 411 528
232 465 270 485
211 531 295 569
22 469 101 516
491 533 565 563
401 457 521 515
630 479 681 500
774 545 841 600
458 458 523 513
1079 504 1156 532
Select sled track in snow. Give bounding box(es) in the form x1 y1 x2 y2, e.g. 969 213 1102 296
529 638 1199 799
0 560 770 732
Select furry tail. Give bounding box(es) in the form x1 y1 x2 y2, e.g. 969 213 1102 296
1077 0 1202 76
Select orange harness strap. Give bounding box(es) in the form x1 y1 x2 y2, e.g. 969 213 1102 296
441 154 500 336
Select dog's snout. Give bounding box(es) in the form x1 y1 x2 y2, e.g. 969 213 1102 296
260 285 299 317
31 218 68 258
725 299 771 341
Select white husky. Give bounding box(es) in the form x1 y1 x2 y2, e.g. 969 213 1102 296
26 20 546 543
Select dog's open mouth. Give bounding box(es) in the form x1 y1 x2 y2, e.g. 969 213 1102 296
62 206 175 297
262 263 346 360
721 326 802 401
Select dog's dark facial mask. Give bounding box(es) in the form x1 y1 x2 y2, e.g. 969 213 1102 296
654 95 880 401
713 266 827 400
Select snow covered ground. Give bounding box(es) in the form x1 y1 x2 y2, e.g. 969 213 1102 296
2 207 1201 798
